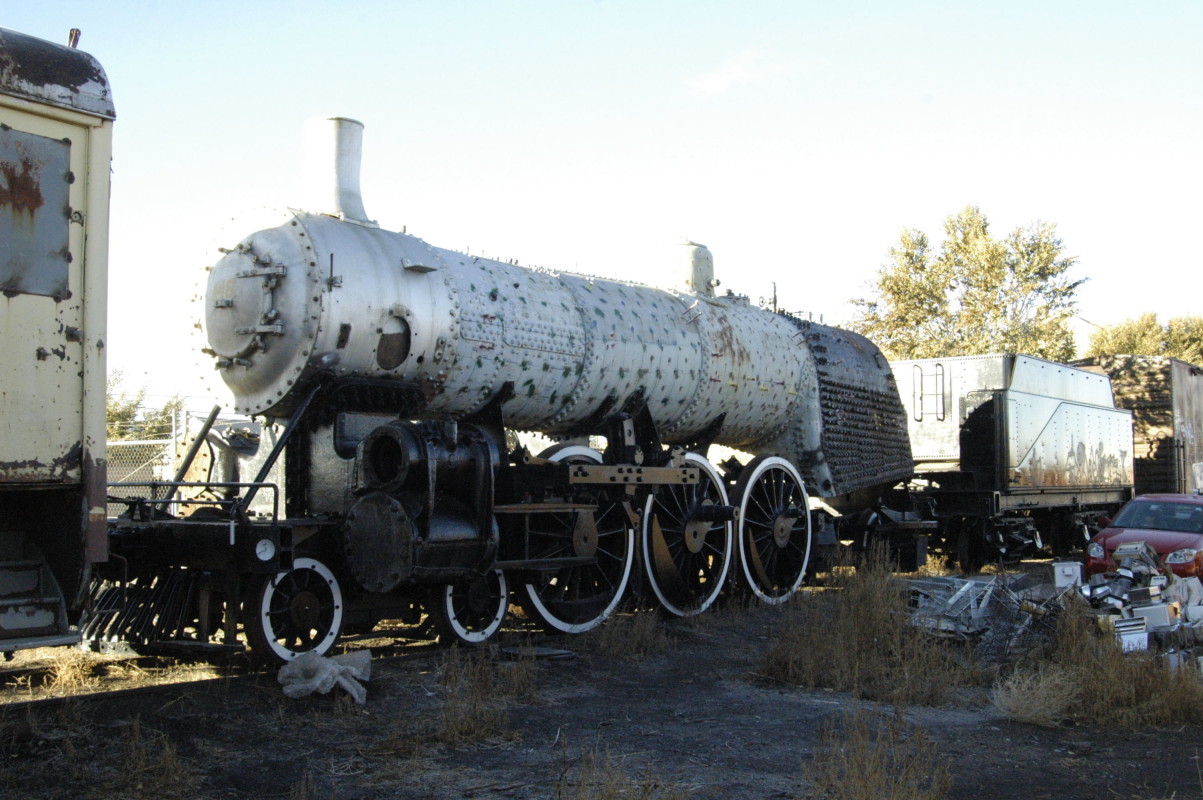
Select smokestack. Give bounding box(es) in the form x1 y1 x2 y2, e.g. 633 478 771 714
302 116 375 226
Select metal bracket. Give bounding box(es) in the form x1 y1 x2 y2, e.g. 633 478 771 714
237 265 286 279
568 464 699 486
235 324 284 336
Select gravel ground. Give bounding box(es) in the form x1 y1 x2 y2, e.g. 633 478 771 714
2 600 1201 800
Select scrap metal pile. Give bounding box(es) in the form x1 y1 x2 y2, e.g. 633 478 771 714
1077 541 1203 654
907 573 1067 664
907 549 1203 669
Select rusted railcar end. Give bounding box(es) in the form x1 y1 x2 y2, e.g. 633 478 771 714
0 27 115 119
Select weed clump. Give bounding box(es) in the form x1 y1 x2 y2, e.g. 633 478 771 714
378 646 536 754
989 663 1079 726
591 610 670 661
804 708 952 800
46 648 99 693
993 594 1203 728
436 646 518 746
556 747 690 800
760 548 975 705
110 717 196 798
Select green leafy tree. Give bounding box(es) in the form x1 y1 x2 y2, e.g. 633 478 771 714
1086 313 1203 364
106 371 184 440
851 205 1083 361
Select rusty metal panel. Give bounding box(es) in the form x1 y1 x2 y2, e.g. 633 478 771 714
897 354 1128 484
0 28 111 627
0 84 107 491
893 355 1014 467
1009 355 1116 407
1170 359 1203 493
1076 355 1203 495
1004 392 1133 489
0 126 71 298
0 27 114 120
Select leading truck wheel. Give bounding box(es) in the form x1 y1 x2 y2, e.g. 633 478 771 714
641 453 733 617
428 570 509 645
246 557 344 664
521 445 636 634
733 455 812 603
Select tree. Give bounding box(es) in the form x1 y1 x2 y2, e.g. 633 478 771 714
1085 313 1203 364
850 206 1083 361
107 371 184 440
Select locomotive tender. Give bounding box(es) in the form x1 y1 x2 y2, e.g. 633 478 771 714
892 354 1135 568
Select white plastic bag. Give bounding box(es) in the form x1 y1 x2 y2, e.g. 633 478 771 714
277 649 372 704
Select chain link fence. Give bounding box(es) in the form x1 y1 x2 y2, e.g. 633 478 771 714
106 438 176 516
106 408 254 517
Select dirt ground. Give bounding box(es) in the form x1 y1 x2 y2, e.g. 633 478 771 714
2 599 1202 800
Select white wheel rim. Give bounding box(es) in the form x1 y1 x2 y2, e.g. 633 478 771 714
443 570 509 644
641 452 733 617
737 456 811 604
523 446 635 633
258 557 344 662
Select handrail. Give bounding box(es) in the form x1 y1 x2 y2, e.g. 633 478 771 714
107 480 281 524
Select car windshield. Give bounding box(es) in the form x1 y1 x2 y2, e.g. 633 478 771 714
1112 501 1203 533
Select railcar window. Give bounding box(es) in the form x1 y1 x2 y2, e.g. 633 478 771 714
0 127 71 299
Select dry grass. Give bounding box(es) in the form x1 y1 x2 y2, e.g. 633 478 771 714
555 747 690 800
289 770 319 800
992 594 1203 728
590 610 670 661
990 663 1079 726
912 552 956 578
111 716 197 798
803 708 952 800
377 646 536 753
45 648 99 693
760 547 978 705
436 647 519 746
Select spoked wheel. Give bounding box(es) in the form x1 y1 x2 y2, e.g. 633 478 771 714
521 445 636 634
733 455 812 604
641 452 733 617
246 556 344 664
428 569 509 645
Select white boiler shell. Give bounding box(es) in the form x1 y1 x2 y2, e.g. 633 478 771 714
206 212 855 485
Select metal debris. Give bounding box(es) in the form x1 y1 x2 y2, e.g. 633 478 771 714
906 573 1067 663
1078 541 1203 652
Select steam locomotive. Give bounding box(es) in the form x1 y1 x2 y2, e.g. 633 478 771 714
92 115 913 662
2 28 1161 665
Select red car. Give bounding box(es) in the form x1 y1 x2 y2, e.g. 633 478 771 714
1086 493 1203 579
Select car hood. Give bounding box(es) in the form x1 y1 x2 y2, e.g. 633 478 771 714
1097 527 1203 552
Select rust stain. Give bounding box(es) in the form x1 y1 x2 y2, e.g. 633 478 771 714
0 442 82 481
418 374 446 403
0 457 48 476
84 451 108 564
0 157 45 216
712 312 751 366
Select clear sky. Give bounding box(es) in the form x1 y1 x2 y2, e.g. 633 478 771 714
7 1 1201 411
